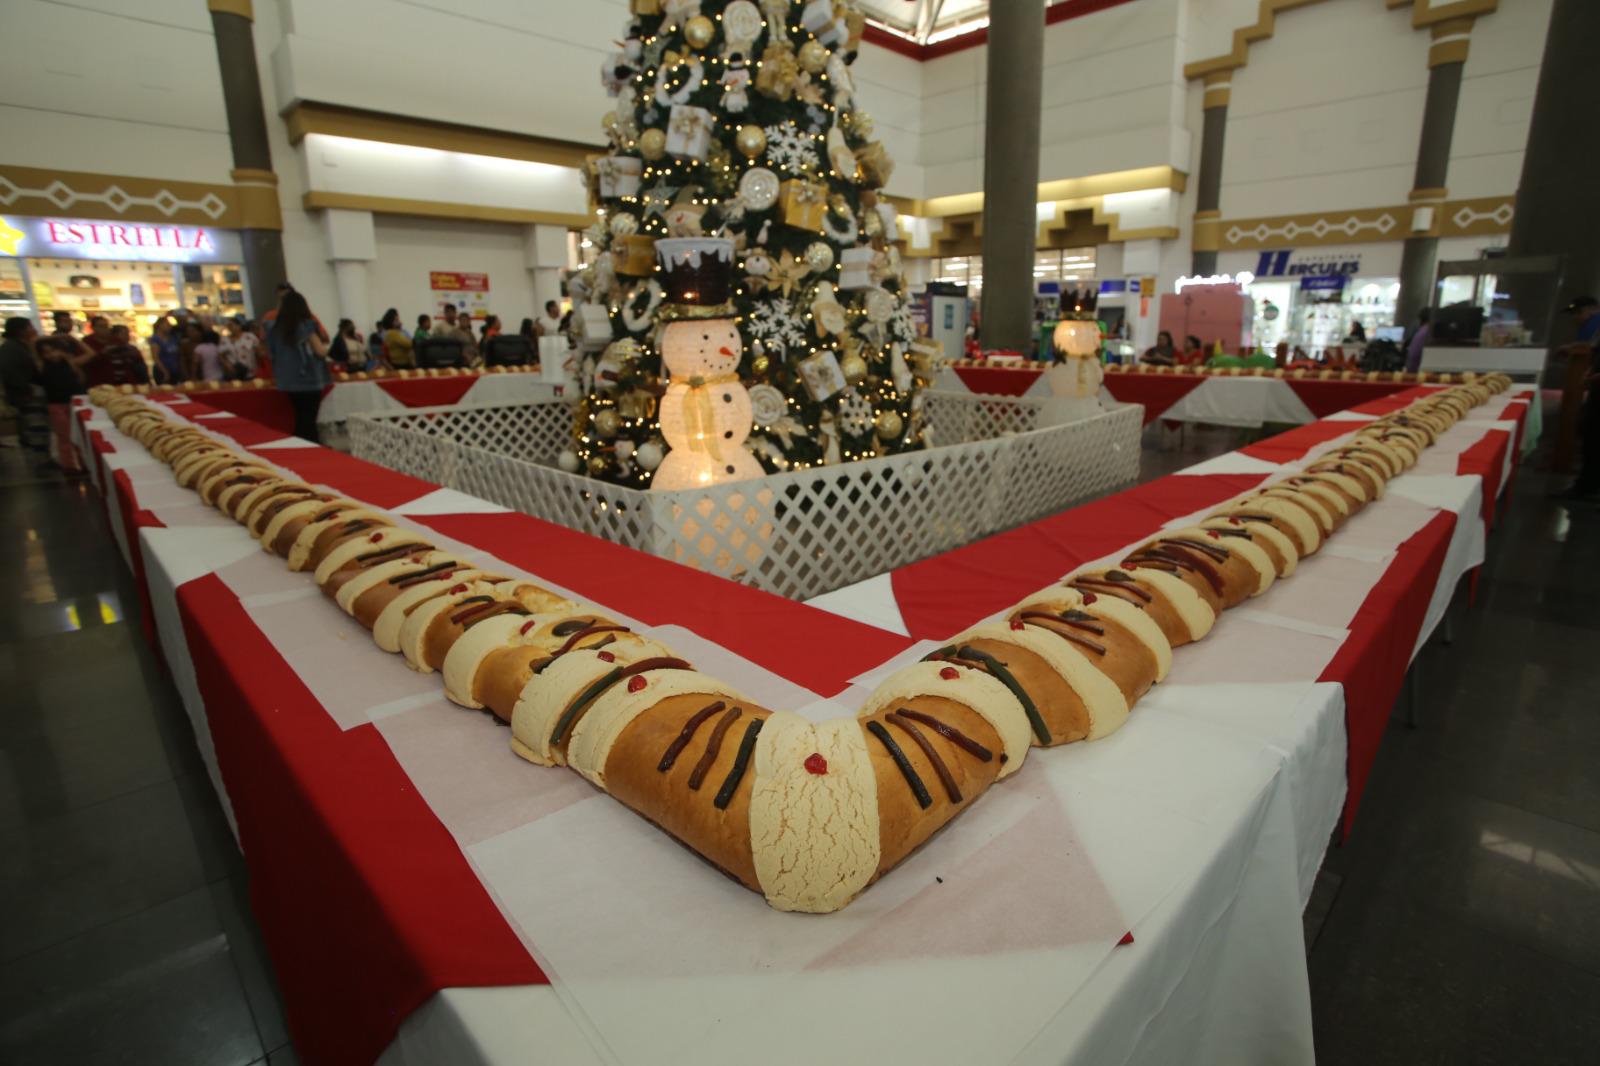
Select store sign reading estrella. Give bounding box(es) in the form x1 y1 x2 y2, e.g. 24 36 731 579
44 219 215 253
1253 250 1361 278
0 215 240 263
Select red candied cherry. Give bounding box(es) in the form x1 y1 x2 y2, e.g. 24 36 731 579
1009 619 1025 630
369 531 383 542
939 666 960 680
1207 530 1221 539
627 675 647 693
1081 592 1097 604
519 619 538 636
449 583 468 594
804 752 828 775
597 650 616 662
1229 516 1242 525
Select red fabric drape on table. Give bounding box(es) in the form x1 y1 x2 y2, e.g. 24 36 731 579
950 366 1043 396
1456 429 1510 525
889 473 1270 639
177 575 546 1066
376 376 478 407
416 512 911 696
1321 510 1456 835
1282 378 1412 417
244 445 441 509
111 467 165 650
159 389 301 434
1100 372 1208 425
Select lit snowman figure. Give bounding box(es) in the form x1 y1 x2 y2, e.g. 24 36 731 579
651 238 766 490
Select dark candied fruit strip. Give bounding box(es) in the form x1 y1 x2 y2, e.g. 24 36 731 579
688 706 743 791
954 644 1051 745
866 719 932 810
657 700 727 772
1019 614 1107 656
548 657 693 747
894 708 993 762
391 561 464 587
888 712 962 804
553 624 633 657
713 718 765 811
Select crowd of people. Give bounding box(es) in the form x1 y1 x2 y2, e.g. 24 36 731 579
1 284 575 466
1138 329 1373 371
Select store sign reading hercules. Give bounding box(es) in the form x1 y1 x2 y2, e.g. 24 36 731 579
1253 250 1362 278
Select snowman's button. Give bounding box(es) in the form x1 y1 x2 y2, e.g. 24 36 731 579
722 393 732 402
724 430 733 438
726 465 736 475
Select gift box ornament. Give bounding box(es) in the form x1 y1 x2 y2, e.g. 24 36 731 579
617 234 657 276
838 246 874 290
797 348 847 402
593 155 642 198
577 303 617 352
779 179 827 232
665 104 714 160
801 0 847 46
854 141 893 189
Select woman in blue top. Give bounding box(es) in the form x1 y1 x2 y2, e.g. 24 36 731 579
269 289 331 441
149 316 182 384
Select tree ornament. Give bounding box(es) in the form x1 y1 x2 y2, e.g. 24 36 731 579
637 127 667 160
798 39 828 74
803 241 835 274
653 56 706 107
755 40 799 100
764 120 820 175
558 450 581 473
875 409 904 440
751 353 771 375
749 383 786 424
720 53 752 113
839 351 867 385
837 387 873 436
796 349 846 402
636 440 665 471
594 408 622 437
723 2 764 54
588 455 610 475
812 282 847 337
737 166 780 211
736 123 767 159
609 212 639 239
617 389 657 421
683 14 715 50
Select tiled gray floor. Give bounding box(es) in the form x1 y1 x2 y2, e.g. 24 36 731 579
0 448 287 1065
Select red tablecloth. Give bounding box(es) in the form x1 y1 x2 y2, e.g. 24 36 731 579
151 373 506 436
1100 372 1207 425
950 365 1044 396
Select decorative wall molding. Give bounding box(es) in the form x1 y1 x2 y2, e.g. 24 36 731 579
1186 0 1499 79
0 164 275 230
301 190 589 230
1207 195 1514 250
284 103 600 171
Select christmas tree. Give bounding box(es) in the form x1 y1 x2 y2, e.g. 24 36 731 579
564 0 930 487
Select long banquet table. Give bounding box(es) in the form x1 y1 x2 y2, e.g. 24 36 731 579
72 381 1535 1066
167 369 556 436
943 363 1534 432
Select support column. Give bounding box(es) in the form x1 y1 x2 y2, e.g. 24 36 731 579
523 224 570 313
322 209 376 332
1507 0 1600 324
208 0 288 316
978 0 1045 351
1394 20 1474 327
1191 72 1231 276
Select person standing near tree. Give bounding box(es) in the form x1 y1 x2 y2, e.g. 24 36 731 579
269 290 332 442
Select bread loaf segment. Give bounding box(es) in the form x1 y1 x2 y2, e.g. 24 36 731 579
859 661 1031 778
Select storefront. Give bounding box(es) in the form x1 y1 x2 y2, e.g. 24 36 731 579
1216 244 1401 352
0 214 250 331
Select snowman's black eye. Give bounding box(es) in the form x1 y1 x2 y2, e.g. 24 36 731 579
702 333 710 341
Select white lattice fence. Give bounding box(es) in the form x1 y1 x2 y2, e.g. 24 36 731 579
349 394 1141 600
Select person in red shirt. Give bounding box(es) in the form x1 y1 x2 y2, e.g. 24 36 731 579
84 325 151 387
1177 334 1206 367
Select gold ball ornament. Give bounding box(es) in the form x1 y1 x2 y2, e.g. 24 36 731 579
798 39 829 74
876 410 904 439
637 128 667 161
594 408 621 437
684 15 716 50
588 455 610 475
803 241 835 274
736 124 767 159
840 352 868 385
751 353 771 375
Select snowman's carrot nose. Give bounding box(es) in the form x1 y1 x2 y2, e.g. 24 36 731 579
718 346 735 356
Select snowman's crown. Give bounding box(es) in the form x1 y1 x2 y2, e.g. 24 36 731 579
655 238 736 319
